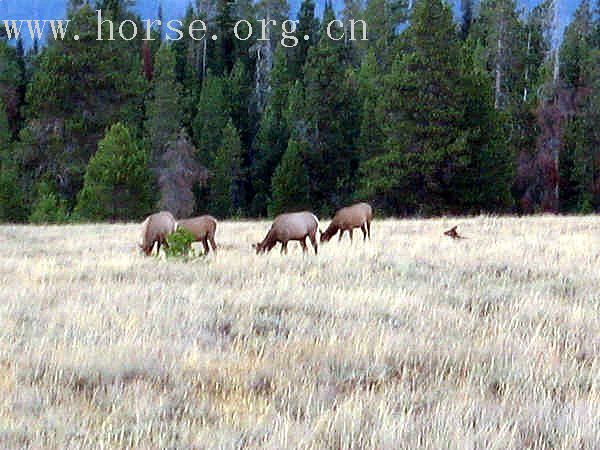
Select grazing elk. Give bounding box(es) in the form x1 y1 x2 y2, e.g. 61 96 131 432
177 215 218 255
253 212 319 255
320 202 373 243
138 211 177 256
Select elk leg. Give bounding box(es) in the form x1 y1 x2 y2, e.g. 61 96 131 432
361 224 367 241
367 221 371 239
209 236 217 253
349 229 353 241
309 232 318 254
155 240 161 256
339 229 344 241
300 238 308 253
280 241 288 254
202 238 210 255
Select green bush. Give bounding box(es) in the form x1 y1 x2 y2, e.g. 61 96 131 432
164 228 197 259
29 181 69 224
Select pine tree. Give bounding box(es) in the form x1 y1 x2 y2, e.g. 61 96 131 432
0 39 25 136
356 50 385 163
0 99 26 222
192 73 231 166
29 180 69 224
358 0 478 214
269 137 310 216
288 0 319 80
301 19 361 213
473 0 527 110
253 0 289 110
0 99 9 156
75 123 154 221
214 0 237 75
21 3 146 202
209 120 243 217
559 0 600 211
145 43 184 165
251 45 292 215
0 164 27 222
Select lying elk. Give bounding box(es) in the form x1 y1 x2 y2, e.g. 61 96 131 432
253 212 319 255
320 202 373 243
138 211 177 256
176 215 218 255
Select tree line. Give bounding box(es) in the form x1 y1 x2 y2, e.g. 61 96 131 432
0 0 599 223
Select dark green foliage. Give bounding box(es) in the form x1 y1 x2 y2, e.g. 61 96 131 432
193 74 230 166
145 43 184 164
0 99 10 155
29 180 69 224
0 162 27 222
20 3 146 202
165 228 197 259
288 0 319 79
301 29 360 213
251 46 292 215
75 123 154 221
209 119 243 217
269 137 311 216
358 0 512 214
1 0 599 220
0 40 26 137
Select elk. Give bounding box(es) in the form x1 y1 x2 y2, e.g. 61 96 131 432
320 202 373 243
138 211 177 256
176 215 218 255
444 226 464 239
253 212 319 255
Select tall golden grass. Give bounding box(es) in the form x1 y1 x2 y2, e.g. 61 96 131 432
1 216 599 449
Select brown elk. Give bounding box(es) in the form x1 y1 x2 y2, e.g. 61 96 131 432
444 226 464 239
253 212 319 255
176 215 218 255
320 202 373 243
138 211 177 256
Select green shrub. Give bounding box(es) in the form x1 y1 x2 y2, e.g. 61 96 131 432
164 228 197 259
29 181 69 224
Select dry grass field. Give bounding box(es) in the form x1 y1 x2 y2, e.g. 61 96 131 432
1 216 600 449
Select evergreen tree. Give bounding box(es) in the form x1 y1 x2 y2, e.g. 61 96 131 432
214 0 237 75
301 19 361 213
29 180 69 224
209 120 243 217
75 123 154 221
253 0 289 110
20 3 146 202
356 50 385 163
251 46 292 215
0 164 27 222
145 43 184 164
358 0 486 214
192 73 231 166
0 39 25 136
473 0 527 110
0 100 26 222
559 0 600 211
0 99 9 156
288 0 319 80
269 137 311 216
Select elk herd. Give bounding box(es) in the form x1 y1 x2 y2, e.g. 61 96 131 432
138 202 374 257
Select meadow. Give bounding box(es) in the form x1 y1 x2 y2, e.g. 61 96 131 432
0 216 599 449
